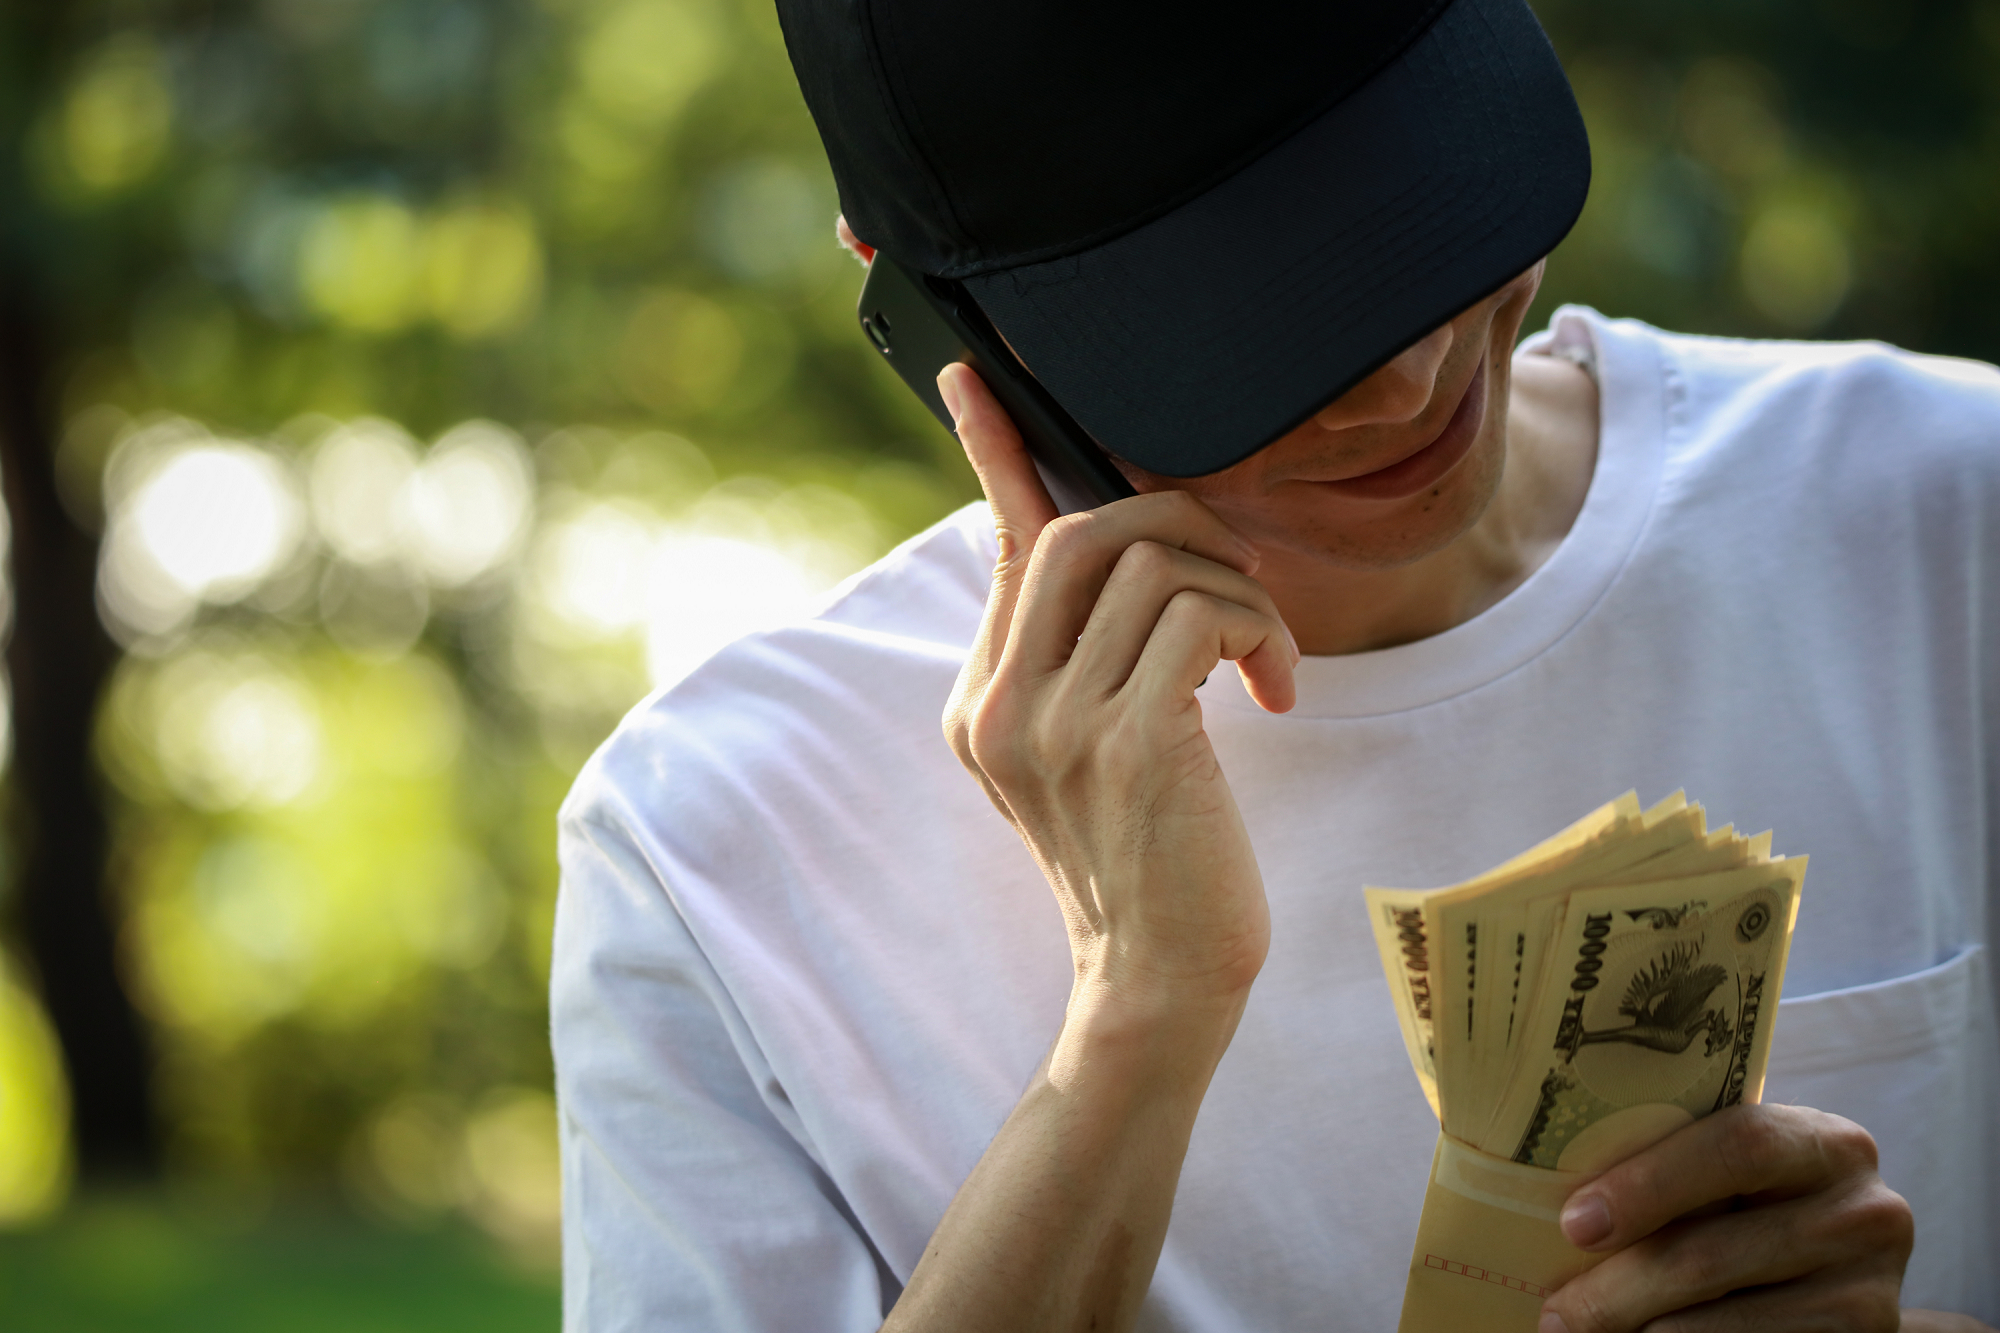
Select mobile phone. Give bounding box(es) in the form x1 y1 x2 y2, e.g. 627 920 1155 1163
858 255 1138 515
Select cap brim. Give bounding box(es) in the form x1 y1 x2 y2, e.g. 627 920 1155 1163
962 0 1591 478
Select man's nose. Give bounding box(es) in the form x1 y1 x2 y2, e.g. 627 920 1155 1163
1310 322 1455 431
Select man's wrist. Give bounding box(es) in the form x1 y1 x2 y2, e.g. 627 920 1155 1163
1048 974 1248 1102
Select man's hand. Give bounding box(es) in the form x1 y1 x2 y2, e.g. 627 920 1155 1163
939 361 1297 1017
880 365 1298 1333
1900 1315 2000 1332
1541 1104 1928 1332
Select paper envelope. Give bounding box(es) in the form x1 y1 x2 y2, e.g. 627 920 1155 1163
1397 1136 1605 1332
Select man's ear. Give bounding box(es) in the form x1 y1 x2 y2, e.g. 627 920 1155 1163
836 215 877 266
1522 257 1548 300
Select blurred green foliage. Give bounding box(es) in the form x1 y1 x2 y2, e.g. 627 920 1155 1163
16 0 967 527
0 0 1995 1310
0 0 972 1251
0 1197 557 1332
1530 0 2000 355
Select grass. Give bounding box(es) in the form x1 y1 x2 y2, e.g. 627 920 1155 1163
0 1195 560 1333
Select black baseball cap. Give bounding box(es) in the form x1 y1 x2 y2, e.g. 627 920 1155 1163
775 0 1591 478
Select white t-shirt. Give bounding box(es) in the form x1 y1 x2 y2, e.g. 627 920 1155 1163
552 308 2000 1331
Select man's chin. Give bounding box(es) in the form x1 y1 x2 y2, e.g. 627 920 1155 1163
1275 451 1506 574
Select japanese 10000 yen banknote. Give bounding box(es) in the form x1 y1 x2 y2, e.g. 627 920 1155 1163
1438 807 1777 1145
1364 793 1643 1119
1482 858 1804 1167
1371 792 1718 1137
1464 819 1773 1128
1459 822 1773 1123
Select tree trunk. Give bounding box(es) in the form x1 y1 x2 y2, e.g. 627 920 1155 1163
0 222 159 1181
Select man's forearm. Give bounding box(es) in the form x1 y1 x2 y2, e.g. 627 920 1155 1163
881 986 1246 1333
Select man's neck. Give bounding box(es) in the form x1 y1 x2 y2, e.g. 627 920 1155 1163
1261 354 1600 658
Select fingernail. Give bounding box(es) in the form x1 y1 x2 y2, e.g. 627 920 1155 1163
1560 1194 1612 1248
937 370 964 427
1283 622 1301 664
1539 1311 1570 1333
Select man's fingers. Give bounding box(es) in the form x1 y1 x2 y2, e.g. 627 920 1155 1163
1559 1105 1876 1253
942 362 1058 572
942 361 1061 710
1553 1268 1905 1333
1003 490 1260 677
1543 1188 1908 1333
1125 589 1296 714
943 362 1264 688
1068 541 1293 696
1899 1312 2000 1333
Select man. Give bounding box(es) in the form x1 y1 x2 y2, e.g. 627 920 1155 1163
551 0 2000 1328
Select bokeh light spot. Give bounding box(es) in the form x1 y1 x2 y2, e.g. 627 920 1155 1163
389 844 505 968
128 445 304 601
577 0 720 128
59 35 174 194
0 961 71 1223
99 429 306 642
403 422 535 586
193 836 322 968
310 419 421 566
1741 202 1852 330
617 290 743 413
355 1095 464 1219
152 654 324 811
1678 59 1788 182
425 202 546 338
301 194 425 333
462 1088 561 1259
533 499 659 635
698 158 833 283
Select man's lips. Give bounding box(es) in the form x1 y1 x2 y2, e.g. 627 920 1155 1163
1306 360 1488 502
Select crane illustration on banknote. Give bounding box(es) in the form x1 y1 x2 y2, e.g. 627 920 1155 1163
1563 941 1735 1058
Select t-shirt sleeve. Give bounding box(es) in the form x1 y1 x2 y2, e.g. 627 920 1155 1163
1985 405 2000 1041
552 793 896 1333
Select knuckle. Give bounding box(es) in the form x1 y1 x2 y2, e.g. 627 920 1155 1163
1036 510 1097 562
960 724 997 780
1819 1115 1881 1174
1716 1106 1788 1186
1116 538 1177 586
991 527 1035 571
1612 1158 1669 1218
1157 587 1214 629
1845 1183 1915 1257
1550 1285 1622 1333
942 707 973 768
964 693 1023 780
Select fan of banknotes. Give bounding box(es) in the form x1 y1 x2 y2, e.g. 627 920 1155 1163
1365 792 1806 1331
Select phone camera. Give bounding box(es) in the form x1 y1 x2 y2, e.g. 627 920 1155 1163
862 312 893 355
